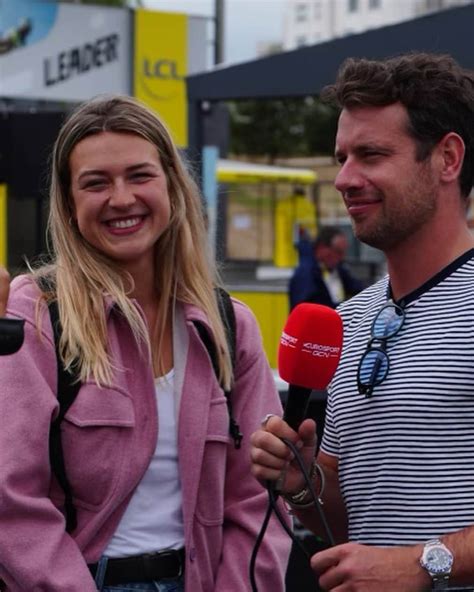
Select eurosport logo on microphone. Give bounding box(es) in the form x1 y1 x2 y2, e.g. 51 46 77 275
280 331 298 348
302 342 340 358
280 332 340 358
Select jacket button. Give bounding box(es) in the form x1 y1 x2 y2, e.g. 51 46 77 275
189 547 196 561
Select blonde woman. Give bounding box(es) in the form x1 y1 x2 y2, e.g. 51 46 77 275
0 95 290 592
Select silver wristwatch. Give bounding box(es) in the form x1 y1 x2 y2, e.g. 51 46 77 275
419 538 453 589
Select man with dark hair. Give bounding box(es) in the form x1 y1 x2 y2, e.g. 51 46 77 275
289 226 363 310
251 52 474 591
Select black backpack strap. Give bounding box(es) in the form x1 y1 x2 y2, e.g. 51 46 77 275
215 288 236 368
193 288 242 449
215 288 242 449
39 278 81 534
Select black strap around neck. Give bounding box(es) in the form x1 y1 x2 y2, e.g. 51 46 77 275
192 287 241 449
47 297 80 533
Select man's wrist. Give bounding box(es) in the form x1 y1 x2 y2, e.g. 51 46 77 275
282 458 324 509
419 539 453 590
406 544 433 591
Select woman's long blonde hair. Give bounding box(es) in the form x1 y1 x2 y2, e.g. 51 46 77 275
36 94 232 389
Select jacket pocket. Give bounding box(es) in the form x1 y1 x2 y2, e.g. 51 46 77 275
55 383 135 510
195 396 231 526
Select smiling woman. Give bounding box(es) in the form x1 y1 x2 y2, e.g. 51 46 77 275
70 131 171 274
0 95 291 592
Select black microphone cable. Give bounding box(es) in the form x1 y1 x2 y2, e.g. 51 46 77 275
280 436 335 547
249 481 310 592
249 436 335 592
249 488 275 592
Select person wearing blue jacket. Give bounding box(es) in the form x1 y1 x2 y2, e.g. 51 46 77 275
289 226 363 310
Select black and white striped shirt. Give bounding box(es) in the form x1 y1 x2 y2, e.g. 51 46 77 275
321 248 474 547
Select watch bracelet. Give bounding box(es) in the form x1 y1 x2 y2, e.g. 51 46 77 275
282 458 325 509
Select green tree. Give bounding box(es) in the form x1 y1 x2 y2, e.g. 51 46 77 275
302 97 339 155
229 97 339 161
229 99 305 163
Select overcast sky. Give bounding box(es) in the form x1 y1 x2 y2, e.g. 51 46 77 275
143 0 287 65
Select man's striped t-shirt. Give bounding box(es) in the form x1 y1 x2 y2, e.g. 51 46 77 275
321 248 474 547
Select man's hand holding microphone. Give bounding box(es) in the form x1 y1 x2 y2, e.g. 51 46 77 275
251 303 343 537
250 415 318 502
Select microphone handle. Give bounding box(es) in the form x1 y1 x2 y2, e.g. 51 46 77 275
0 318 25 355
283 384 312 431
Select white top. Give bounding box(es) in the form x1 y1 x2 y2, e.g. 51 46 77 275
104 368 185 557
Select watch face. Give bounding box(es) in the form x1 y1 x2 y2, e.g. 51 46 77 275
425 547 454 574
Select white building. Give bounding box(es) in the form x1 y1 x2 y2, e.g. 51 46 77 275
283 0 474 50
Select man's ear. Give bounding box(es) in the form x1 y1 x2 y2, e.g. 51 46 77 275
436 132 465 186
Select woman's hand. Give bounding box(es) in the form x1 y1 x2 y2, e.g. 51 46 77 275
0 267 10 316
250 416 317 495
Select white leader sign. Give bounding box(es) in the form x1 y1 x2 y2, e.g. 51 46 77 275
0 1 131 101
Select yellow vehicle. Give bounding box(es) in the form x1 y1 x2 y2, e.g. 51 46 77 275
216 159 318 368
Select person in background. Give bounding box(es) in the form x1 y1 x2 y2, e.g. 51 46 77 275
288 226 363 310
0 95 291 592
251 51 474 591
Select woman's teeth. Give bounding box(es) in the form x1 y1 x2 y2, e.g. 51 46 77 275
109 217 141 229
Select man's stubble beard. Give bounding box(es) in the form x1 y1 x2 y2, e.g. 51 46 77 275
351 164 438 253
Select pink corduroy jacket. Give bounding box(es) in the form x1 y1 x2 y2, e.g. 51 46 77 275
0 276 291 591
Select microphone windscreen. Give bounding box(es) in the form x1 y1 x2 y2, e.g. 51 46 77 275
278 303 343 390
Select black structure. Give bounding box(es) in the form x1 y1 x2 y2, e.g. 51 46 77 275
187 3 474 153
0 110 66 269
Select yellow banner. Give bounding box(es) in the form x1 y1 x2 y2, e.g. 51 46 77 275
0 185 7 266
134 10 188 147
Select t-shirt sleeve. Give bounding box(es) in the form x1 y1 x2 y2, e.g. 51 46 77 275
320 387 339 458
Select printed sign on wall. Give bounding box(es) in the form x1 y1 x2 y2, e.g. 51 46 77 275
0 0 131 101
134 10 188 147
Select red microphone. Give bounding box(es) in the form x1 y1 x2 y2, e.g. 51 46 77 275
278 303 343 431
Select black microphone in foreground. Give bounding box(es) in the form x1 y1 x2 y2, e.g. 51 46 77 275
0 318 24 355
